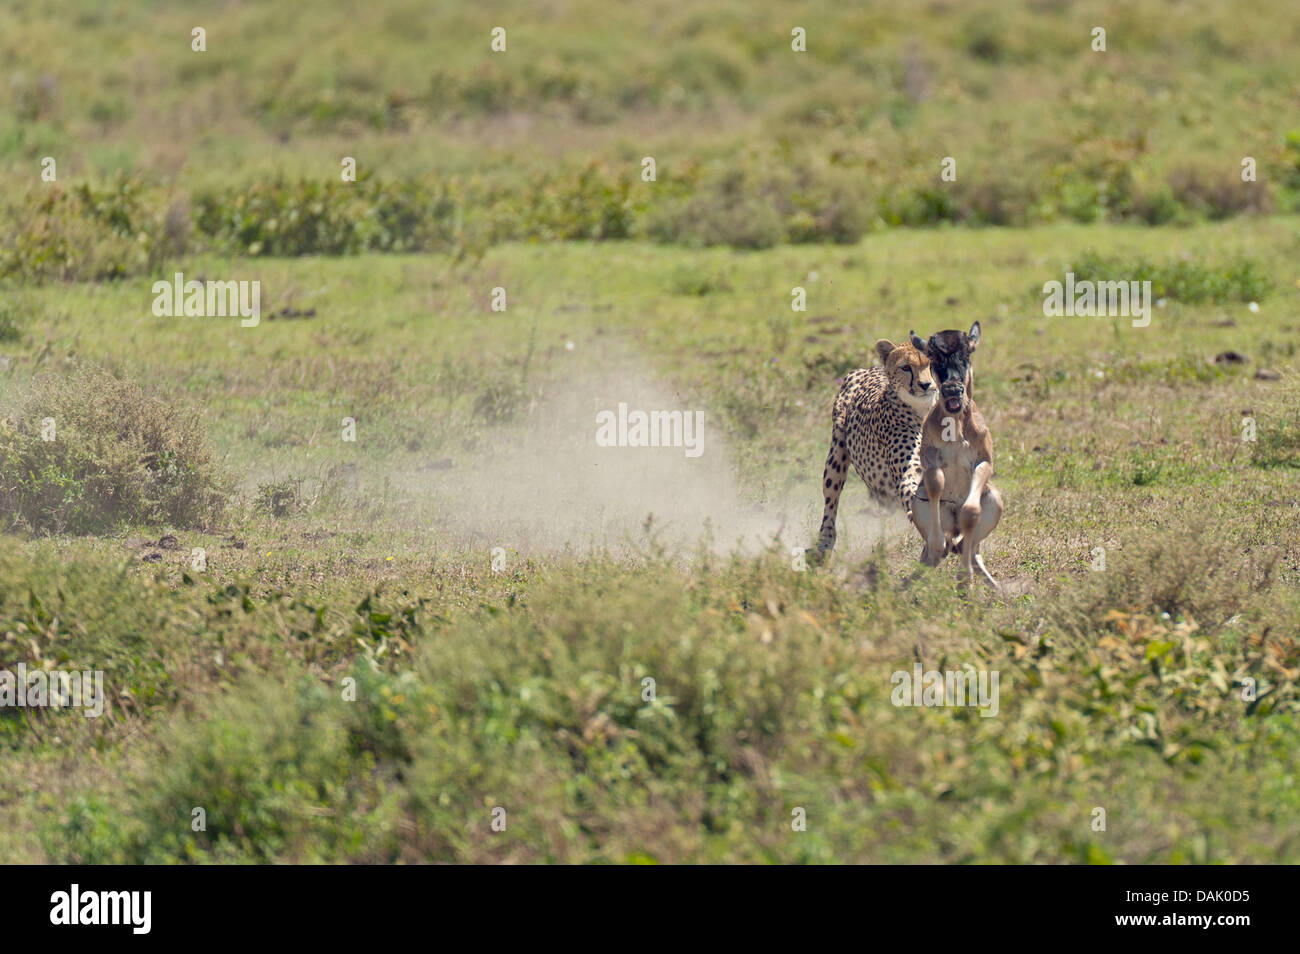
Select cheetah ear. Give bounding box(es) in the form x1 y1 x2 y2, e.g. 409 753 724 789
909 330 928 353
874 339 896 364
967 321 981 352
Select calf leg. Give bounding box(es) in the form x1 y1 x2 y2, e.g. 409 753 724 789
963 477 1003 592
816 425 850 554
917 467 946 566
913 497 957 564
955 461 988 585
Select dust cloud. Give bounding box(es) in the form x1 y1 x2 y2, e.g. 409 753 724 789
393 351 909 560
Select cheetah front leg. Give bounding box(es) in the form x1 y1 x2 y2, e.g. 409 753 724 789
815 424 849 554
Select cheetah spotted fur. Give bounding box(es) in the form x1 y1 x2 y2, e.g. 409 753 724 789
815 338 936 554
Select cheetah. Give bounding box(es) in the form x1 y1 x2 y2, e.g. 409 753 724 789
815 337 936 554
911 322 1003 591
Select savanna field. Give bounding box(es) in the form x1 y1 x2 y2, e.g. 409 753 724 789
0 0 1299 864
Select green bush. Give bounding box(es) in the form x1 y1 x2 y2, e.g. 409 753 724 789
0 153 1292 283
192 176 462 256
51 676 406 863
1167 163 1273 220
1253 380 1300 469
0 366 229 534
0 302 19 342
253 478 304 518
0 181 163 283
35 532 1298 863
1069 251 1273 304
0 548 181 742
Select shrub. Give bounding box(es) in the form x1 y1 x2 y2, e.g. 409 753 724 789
1253 380 1300 469
0 302 19 342
784 168 874 243
1167 164 1273 219
1123 176 1186 225
0 548 192 746
50 676 406 863
1069 251 1273 303
669 264 731 296
0 181 162 283
0 366 229 534
644 190 787 250
642 164 788 249
253 478 304 518
27 536 1300 863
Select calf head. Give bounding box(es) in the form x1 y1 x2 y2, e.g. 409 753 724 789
909 322 980 416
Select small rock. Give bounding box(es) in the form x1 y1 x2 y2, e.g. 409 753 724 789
273 306 318 320
1214 351 1249 365
1255 369 1281 381
142 552 163 562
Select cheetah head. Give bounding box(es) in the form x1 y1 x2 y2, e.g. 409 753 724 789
874 338 936 415
909 321 980 416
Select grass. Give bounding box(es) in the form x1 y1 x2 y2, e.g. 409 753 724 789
1 217 1298 862
2 0 1299 864
5 0 1299 191
5 0 1300 280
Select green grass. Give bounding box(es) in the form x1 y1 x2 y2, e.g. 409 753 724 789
5 0 1299 191
5 0 1300 280
2 0 1299 864
2 217 1299 862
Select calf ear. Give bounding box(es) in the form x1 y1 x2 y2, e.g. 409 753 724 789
874 339 896 364
967 321 981 351
909 330 928 353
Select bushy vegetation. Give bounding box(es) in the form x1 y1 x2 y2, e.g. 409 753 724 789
3 0 1300 279
1 158 1293 282
1069 251 1274 304
2 0 1299 865
0 221 1297 863
0 301 20 342
0 366 228 534
14 525 1300 864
